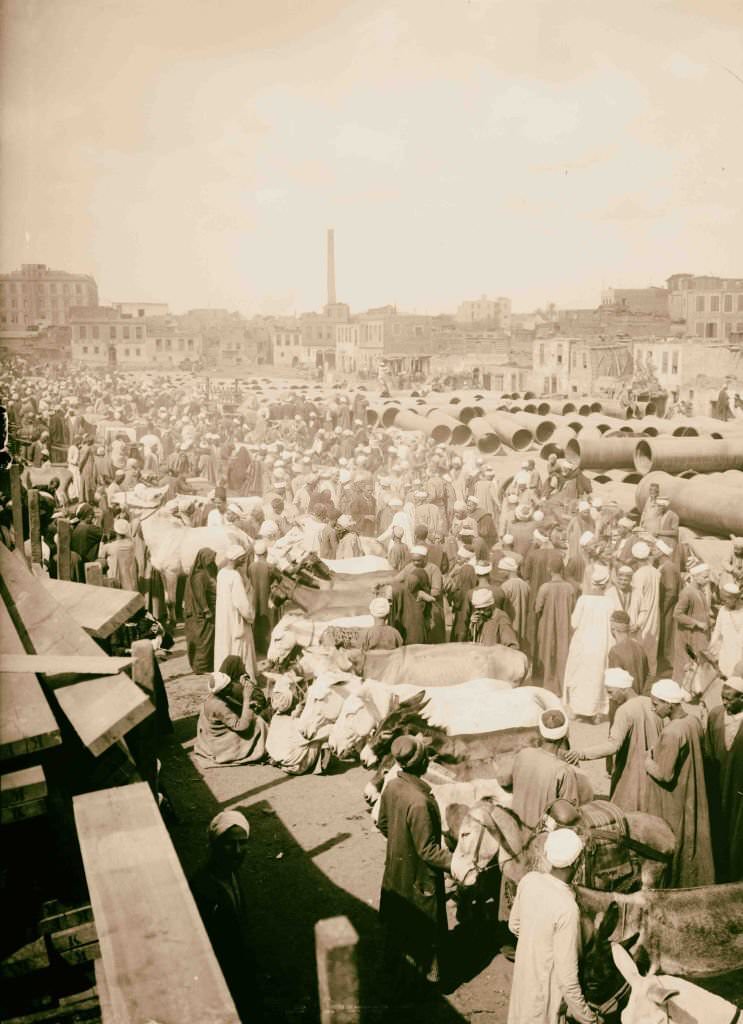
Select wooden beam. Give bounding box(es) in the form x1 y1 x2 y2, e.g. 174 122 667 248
38 904 93 936
27 487 43 567
0 544 153 757
74 783 240 1024
56 518 72 581
9 464 27 565
315 916 361 1024
0 601 61 762
0 655 132 676
40 578 144 640
0 763 48 823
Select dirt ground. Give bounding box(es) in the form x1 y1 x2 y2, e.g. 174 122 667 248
159 628 613 1024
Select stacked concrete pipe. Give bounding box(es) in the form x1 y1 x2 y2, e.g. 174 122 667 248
633 436 743 475
468 416 503 454
424 408 473 445
566 434 639 471
636 471 743 536
481 412 534 451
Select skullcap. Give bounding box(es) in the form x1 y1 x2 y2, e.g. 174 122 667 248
502 533 514 545
724 676 743 694
337 514 355 529
722 581 740 595
632 541 650 559
224 544 245 562
208 810 250 842
604 667 634 689
253 539 267 555
411 544 428 557
690 562 709 576
471 587 495 609
591 564 610 585
259 521 279 537
544 828 584 868
369 597 390 618
498 557 518 573
651 679 685 704
539 708 568 741
113 518 131 537
474 562 492 575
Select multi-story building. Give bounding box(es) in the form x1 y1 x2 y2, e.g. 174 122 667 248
270 319 304 369
69 306 202 368
600 287 669 316
667 274 743 339
146 316 203 368
455 295 511 331
112 301 169 318
531 337 633 394
335 322 361 373
0 263 98 328
631 338 743 415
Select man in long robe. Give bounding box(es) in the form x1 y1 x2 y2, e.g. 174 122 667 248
655 539 680 676
468 588 519 649
534 553 576 695
523 540 555 665
672 563 712 684
709 582 743 679
569 668 661 813
507 830 598 1024
502 710 579 829
645 679 715 887
500 557 530 653
247 540 280 657
628 542 660 680
705 676 743 881
563 565 621 719
607 609 649 696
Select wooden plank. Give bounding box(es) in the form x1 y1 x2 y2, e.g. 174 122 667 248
9 464 27 565
0 545 153 757
0 996 101 1023
1 765 47 804
27 488 42 566
39 578 144 639
1 797 48 824
0 602 61 762
84 562 104 587
0 655 132 676
38 904 93 936
315 916 361 1024
56 518 72 581
73 784 240 1024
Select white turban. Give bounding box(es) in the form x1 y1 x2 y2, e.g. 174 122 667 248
544 828 584 868
260 521 279 538
651 679 685 704
337 514 355 529
502 533 514 545
579 531 595 548
208 810 250 842
632 541 650 560
591 564 610 585
113 518 131 537
471 588 495 609
722 581 740 595
224 544 245 563
209 671 231 694
690 562 709 577
369 597 390 618
498 557 519 573
604 667 634 690
411 545 428 557
539 708 568 741
474 562 492 575
725 676 743 694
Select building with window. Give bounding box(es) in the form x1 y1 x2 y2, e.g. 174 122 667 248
146 316 203 368
531 337 633 393
667 274 743 339
0 263 98 328
600 286 669 316
69 306 201 367
455 295 512 331
270 319 304 368
112 302 169 318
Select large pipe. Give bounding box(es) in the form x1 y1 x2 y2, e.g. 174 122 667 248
505 411 556 443
392 409 452 442
481 413 533 451
540 427 578 460
566 435 639 471
424 409 472 445
634 437 743 475
539 400 578 416
468 417 502 454
590 400 630 419
381 405 402 427
636 471 743 536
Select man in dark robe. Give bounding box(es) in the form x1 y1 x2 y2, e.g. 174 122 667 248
607 609 649 695
183 547 217 673
468 588 519 648
377 735 451 988
705 677 743 881
524 542 557 669
645 678 715 887
247 540 280 657
534 552 575 694
70 503 102 580
445 559 476 642
672 563 712 683
655 538 681 675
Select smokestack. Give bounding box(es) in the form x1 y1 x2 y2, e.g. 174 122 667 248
327 228 336 306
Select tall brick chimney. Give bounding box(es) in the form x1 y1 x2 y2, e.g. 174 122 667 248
327 228 336 306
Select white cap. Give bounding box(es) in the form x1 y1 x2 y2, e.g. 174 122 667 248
113 517 131 536
411 544 428 557
578 500 591 512
651 679 685 704
225 544 246 562
618 517 634 529
533 530 548 544
259 520 279 537
579 531 595 547
533 509 544 522
253 539 267 555
337 514 355 529
389 497 403 508
592 564 610 585
498 557 518 573
722 581 740 595
604 667 634 690
502 533 514 545
632 541 650 560
539 708 569 741
725 676 743 694
544 828 584 868
471 588 495 609
474 562 492 575
690 562 709 577
453 500 467 512
208 809 250 841
370 597 390 617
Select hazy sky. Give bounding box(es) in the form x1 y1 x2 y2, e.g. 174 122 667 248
1 0 742 316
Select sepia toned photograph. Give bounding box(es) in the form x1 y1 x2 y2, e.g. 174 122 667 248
0 1 742 1021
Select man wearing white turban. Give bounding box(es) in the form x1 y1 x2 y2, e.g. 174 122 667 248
507 828 597 1024
672 562 712 683
361 597 403 652
645 679 714 887
214 546 258 678
709 582 743 680
563 564 622 720
628 541 661 678
705 676 743 881
191 808 252 1017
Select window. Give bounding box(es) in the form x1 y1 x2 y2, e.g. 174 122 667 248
696 296 705 312
724 294 733 312
94 346 99 354
661 351 668 373
737 294 743 311
135 326 143 339
710 295 720 312
556 344 563 365
79 325 87 339
695 322 704 336
725 322 733 336
135 348 141 356
539 343 545 366
110 325 117 339
706 322 717 338
92 325 99 339
671 350 679 374
123 325 130 339
187 338 193 349
82 345 88 354
275 336 282 347
155 338 162 350
124 348 130 357
165 338 171 350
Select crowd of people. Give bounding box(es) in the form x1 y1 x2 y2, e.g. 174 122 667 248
3 357 742 1023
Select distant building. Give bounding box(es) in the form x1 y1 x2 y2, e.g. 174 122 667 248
0 324 70 361
632 337 743 415
112 301 169 318
69 305 201 368
601 286 669 316
456 295 511 331
666 273 743 339
0 263 98 328
531 337 633 394
270 319 304 369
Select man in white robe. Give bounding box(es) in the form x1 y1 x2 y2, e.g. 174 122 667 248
710 582 743 679
628 541 661 679
214 545 258 679
508 829 598 1024
563 564 621 719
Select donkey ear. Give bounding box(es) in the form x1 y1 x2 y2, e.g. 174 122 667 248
596 901 620 941
611 943 640 984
